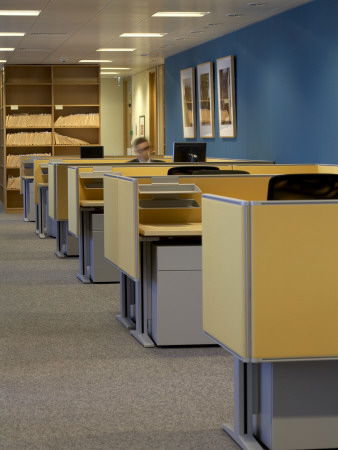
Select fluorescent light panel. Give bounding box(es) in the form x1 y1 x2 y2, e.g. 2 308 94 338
0 32 25 36
97 48 135 52
79 59 112 63
0 48 14 51
101 67 130 70
0 10 41 16
0 59 7 62
152 12 209 17
120 33 166 37
100 72 118 75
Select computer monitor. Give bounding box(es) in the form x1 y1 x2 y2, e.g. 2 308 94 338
80 145 104 158
172 142 206 163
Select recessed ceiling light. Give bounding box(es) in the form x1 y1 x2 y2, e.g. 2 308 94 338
97 48 136 52
0 59 7 62
152 12 209 17
0 10 41 16
0 32 25 36
100 72 118 75
79 59 112 63
101 67 130 70
0 48 14 51
120 33 166 38
226 13 243 17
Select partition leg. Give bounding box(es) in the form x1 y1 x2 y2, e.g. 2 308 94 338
223 358 263 450
130 242 154 347
38 187 46 238
55 221 66 258
116 272 135 329
77 209 91 283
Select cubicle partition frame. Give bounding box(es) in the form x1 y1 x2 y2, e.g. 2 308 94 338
202 190 338 450
103 173 275 348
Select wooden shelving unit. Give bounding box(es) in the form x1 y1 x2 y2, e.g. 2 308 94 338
0 64 101 212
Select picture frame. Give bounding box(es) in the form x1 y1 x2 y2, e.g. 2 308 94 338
216 55 236 138
180 67 196 138
197 62 215 138
139 115 145 138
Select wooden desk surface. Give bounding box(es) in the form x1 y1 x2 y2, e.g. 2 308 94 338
80 200 104 207
139 222 202 236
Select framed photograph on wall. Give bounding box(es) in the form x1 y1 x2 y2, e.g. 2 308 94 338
139 115 145 138
216 55 236 138
180 67 196 138
197 62 215 138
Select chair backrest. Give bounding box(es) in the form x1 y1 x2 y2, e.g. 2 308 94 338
167 165 219 175
196 169 250 175
267 173 338 200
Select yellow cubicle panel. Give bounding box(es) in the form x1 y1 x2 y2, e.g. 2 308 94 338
190 174 271 201
34 159 50 203
317 165 338 174
67 166 81 236
48 162 55 219
232 164 318 175
202 196 248 358
250 202 338 359
104 175 139 280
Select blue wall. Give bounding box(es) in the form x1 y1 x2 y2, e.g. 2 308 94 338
165 0 338 164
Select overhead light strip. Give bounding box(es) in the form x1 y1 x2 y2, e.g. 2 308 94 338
0 10 41 16
0 32 25 36
79 59 112 63
120 33 166 37
101 67 130 70
152 12 209 17
97 48 135 52
0 48 14 51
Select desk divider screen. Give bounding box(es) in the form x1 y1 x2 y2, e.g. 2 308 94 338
250 201 338 359
104 175 139 280
67 166 82 236
202 195 249 358
232 164 318 175
34 159 50 203
48 163 56 219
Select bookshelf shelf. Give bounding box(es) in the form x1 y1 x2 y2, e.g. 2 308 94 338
0 64 101 211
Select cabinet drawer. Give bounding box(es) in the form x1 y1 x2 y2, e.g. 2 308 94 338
153 244 202 271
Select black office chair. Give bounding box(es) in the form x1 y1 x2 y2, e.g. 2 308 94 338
167 165 220 175
267 173 338 200
195 169 250 175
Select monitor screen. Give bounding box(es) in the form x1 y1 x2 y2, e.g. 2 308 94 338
80 146 104 158
172 142 206 163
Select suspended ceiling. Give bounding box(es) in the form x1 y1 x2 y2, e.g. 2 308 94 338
0 0 314 77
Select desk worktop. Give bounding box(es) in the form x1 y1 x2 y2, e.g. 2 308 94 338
139 222 202 236
80 200 104 207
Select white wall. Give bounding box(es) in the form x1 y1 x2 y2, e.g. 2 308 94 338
100 77 124 156
132 70 150 142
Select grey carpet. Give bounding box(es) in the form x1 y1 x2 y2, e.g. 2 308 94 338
0 206 238 449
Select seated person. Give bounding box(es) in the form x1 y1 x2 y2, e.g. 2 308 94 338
128 137 165 163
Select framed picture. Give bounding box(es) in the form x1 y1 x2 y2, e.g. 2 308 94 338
197 62 215 138
139 115 145 138
180 67 196 138
216 55 236 138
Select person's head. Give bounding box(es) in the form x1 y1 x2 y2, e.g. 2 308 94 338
133 137 151 162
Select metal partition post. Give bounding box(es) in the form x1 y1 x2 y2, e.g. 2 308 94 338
223 357 263 450
130 240 155 347
116 272 135 330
